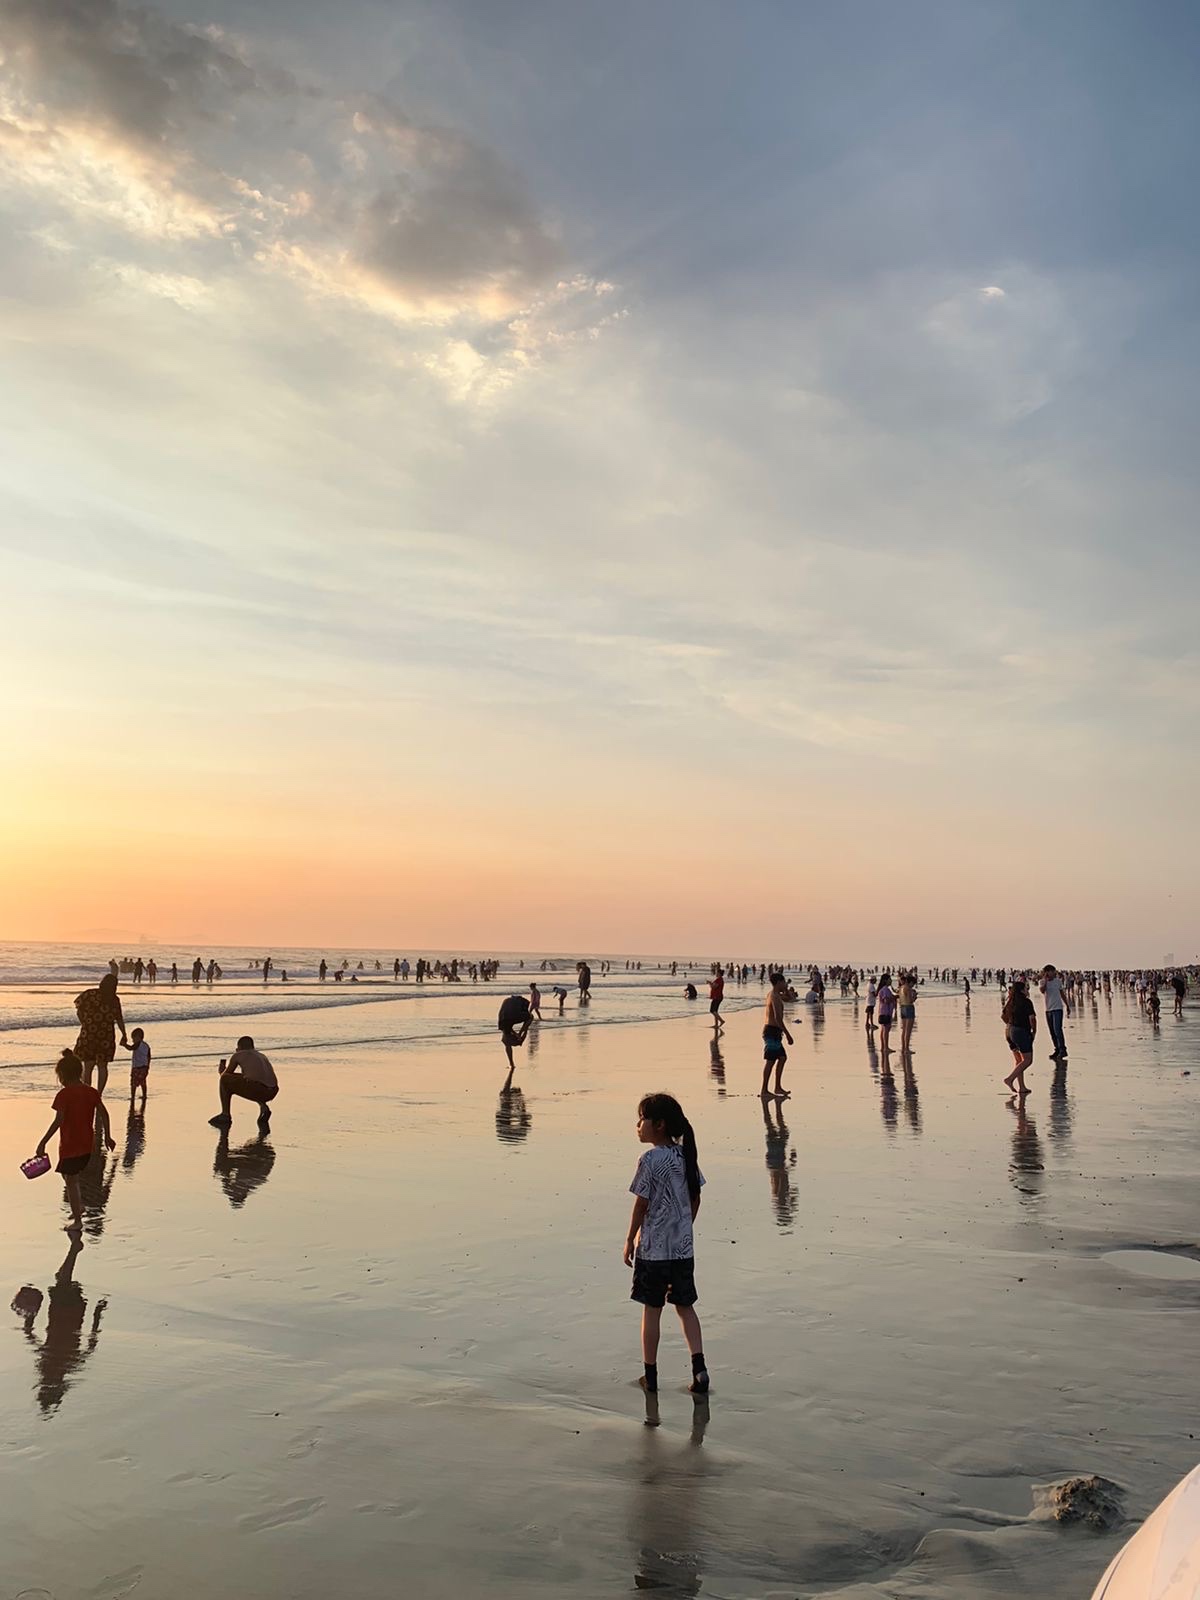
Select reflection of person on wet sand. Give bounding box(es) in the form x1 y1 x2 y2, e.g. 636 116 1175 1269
1048 1062 1073 1148
629 1389 710 1594
495 1087 532 1145
12 1235 107 1413
121 1107 147 1175
78 1130 118 1238
761 1097 797 1229
212 1131 276 1208
708 1037 726 1097
900 1059 921 1135
1007 1100 1044 1201
879 1068 898 1132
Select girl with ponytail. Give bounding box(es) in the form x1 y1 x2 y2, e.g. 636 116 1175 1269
623 1092 708 1396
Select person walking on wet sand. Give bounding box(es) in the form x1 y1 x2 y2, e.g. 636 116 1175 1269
761 972 794 1098
209 1036 279 1130
1002 980 1037 1095
34 1049 115 1234
708 968 725 1031
73 972 128 1096
497 993 532 1084
528 981 542 1020
624 1092 709 1397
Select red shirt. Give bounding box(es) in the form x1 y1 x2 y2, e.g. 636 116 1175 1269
710 976 724 1000
53 1083 102 1160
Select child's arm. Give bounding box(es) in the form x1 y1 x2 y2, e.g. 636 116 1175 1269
35 1114 62 1157
623 1197 648 1265
97 1100 116 1153
120 1037 132 1052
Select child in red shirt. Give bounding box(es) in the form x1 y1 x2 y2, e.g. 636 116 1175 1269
35 1049 115 1233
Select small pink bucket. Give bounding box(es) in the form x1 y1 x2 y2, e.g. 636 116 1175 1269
20 1155 51 1180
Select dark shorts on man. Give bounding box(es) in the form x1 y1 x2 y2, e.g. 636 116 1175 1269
631 1257 698 1309
57 1152 92 1176
229 1079 278 1105
762 1024 786 1061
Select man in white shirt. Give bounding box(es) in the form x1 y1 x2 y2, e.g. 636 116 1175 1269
209 1035 280 1129
1039 965 1070 1060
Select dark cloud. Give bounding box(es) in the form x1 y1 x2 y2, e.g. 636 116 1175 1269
0 0 263 147
353 111 560 301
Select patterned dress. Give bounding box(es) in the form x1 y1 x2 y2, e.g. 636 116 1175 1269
74 989 119 1064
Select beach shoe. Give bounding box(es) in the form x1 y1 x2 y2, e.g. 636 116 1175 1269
689 1369 710 1395
208 1114 232 1128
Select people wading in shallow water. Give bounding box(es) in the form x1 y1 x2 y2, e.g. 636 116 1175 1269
1002 979 1036 1095
72 973 128 1096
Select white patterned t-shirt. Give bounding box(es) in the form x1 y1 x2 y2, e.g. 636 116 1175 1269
630 1144 704 1261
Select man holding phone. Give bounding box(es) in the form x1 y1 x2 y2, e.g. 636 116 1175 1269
209 1035 279 1129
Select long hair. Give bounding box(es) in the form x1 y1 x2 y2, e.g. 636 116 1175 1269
638 1092 700 1202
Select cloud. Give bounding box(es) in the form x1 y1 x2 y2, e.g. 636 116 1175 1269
0 0 612 382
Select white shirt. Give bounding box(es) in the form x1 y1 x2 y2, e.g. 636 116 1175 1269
131 1041 150 1071
1042 976 1065 1012
630 1144 704 1260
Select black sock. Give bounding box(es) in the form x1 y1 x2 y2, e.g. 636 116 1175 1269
691 1352 707 1375
643 1363 658 1391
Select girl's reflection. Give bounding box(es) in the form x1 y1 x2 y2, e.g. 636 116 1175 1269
12 1236 106 1414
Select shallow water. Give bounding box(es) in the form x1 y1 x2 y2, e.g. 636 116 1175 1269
1 983 1196 1598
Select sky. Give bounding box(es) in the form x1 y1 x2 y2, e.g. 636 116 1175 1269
1 0 1198 960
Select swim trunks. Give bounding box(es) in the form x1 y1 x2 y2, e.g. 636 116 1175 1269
762 1024 786 1060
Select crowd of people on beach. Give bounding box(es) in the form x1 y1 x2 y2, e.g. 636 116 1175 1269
22 953 1192 1402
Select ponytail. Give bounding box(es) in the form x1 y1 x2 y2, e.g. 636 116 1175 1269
56 1047 83 1083
638 1091 701 1202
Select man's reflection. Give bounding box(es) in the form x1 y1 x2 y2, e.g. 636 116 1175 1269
1007 1099 1044 1202
12 1235 106 1414
1048 1062 1073 1149
121 1108 147 1177
495 1087 532 1145
708 1038 726 1098
630 1393 710 1593
809 1006 825 1050
212 1131 276 1208
761 1097 797 1231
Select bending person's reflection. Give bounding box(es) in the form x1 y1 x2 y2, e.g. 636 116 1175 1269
1007 1100 1045 1202
12 1235 106 1414
630 1394 710 1593
708 1038 726 1098
121 1107 147 1177
495 1086 532 1146
212 1131 276 1209
762 1097 797 1230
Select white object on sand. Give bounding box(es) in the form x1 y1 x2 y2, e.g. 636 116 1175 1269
1090 1463 1200 1599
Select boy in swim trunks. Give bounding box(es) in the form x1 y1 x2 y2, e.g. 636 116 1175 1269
761 972 795 1098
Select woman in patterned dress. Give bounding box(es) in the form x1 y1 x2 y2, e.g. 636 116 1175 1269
73 972 128 1096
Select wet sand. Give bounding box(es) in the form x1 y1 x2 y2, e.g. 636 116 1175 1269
2 986 1197 1598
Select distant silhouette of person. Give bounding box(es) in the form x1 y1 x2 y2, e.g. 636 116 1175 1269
73 972 127 1094
12 1235 107 1413
498 995 531 1084
192 957 203 984
212 1130 276 1208
319 958 327 981
577 961 592 1002
495 1087 532 1145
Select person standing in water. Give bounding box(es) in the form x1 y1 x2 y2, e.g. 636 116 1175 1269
72 973 128 1096
623 1092 709 1397
497 994 532 1084
865 976 877 1029
578 961 592 1002
1038 965 1069 1060
761 972 794 1098
876 974 897 1055
708 968 725 1031
897 971 917 1054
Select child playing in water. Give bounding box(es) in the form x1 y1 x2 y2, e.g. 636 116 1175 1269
623 1092 708 1396
34 1049 115 1233
121 1026 151 1105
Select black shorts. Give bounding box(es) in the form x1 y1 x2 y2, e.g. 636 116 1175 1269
763 1025 786 1061
230 1079 278 1104
57 1153 92 1176
709 998 722 1014
1007 1029 1033 1054
631 1257 698 1309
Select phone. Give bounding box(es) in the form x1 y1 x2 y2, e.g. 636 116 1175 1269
219 1057 227 1071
